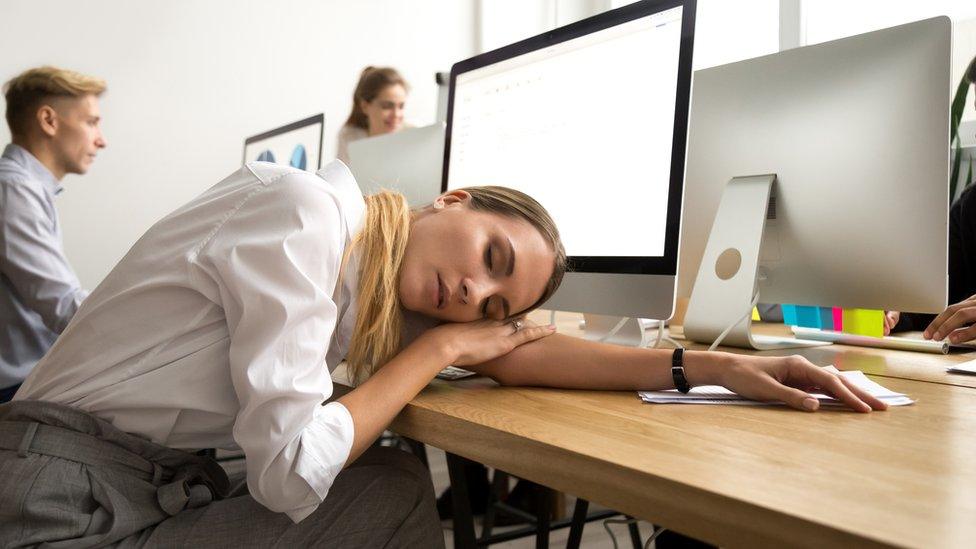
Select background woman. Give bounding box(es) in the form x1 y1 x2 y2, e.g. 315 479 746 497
0 160 884 547
335 66 409 164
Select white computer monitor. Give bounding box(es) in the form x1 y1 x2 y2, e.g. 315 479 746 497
679 17 950 349
443 0 696 344
348 123 445 206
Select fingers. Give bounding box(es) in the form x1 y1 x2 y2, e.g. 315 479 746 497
753 375 821 412
928 305 976 341
804 367 873 413
510 324 557 346
836 374 888 411
946 324 976 345
883 311 899 336
925 299 976 339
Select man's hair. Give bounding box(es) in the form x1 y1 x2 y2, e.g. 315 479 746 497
3 66 106 137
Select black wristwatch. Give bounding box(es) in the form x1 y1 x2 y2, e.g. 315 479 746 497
671 348 691 394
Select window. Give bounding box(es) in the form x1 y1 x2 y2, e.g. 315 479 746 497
480 0 779 70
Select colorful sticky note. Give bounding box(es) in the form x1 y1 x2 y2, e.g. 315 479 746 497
819 307 834 330
751 307 760 321
782 304 798 326
832 307 843 331
841 308 884 338
794 305 822 329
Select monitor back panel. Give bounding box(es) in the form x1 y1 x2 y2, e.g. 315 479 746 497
679 17 950 313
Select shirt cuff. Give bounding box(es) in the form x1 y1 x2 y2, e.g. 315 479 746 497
288 400 355 523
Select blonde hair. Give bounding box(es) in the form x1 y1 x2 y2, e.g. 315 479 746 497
344 66 408 131
3 66 106 137
344 186 568 384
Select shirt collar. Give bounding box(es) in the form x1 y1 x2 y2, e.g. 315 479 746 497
316 159 366 236
2 143 63 196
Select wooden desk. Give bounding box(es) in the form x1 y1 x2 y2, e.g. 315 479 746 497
390 312 976 548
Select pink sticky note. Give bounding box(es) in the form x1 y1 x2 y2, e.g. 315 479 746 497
832 307 843 331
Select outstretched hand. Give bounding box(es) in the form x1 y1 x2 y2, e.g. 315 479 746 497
716 354 888 412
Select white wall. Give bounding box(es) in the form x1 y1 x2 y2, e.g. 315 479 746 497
0 0 477 287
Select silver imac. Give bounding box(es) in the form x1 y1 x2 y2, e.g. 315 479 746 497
443 0 696 346
348 123 445 206
679 17 951 350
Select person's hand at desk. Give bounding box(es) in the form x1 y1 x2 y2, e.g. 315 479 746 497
884 311 900 336
712 354 888 412
922 293 976 343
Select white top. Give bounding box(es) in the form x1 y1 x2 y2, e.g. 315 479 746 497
335 124 368 165
17 160 368 523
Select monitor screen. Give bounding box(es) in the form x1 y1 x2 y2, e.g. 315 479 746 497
243 114 324 171
445 5 684 261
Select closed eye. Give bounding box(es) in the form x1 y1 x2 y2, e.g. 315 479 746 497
481 245 494 318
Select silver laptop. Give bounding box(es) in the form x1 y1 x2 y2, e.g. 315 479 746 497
347 122 445 206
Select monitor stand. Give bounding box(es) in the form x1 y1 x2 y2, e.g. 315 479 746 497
581 314 651 347
683 174 830 350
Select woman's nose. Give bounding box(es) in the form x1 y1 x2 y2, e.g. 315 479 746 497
460 277 488 306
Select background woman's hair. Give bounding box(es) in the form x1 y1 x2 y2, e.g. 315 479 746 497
3 65 106 138
344 186 568 384
344 66 409 131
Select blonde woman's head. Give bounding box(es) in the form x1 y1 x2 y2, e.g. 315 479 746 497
346 186 566 383
400 187 566 322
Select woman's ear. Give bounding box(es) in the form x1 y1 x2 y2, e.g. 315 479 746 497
432 189 471 210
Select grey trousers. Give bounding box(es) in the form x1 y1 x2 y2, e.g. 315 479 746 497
0 401 444 548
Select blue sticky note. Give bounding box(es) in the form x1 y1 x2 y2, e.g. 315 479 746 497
795 305 822 328
782 304 798 326
819 307 834 330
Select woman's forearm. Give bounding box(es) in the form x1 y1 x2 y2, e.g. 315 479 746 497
338 336 453 462
469 333 728 390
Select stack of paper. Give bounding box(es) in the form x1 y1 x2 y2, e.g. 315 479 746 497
638 367 914 407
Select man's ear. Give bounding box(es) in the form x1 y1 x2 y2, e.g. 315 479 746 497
431 189 471 210
36 105 58 138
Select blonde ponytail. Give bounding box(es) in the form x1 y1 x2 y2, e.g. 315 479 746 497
345 191 411 384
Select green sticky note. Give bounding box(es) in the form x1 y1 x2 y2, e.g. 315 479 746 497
841 308 884 338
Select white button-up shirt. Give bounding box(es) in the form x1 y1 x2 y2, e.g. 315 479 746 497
16 160 369 523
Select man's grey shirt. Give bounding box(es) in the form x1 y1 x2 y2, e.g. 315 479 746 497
0 144 88 389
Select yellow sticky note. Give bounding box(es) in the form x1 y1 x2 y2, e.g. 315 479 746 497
841 308 884 338
751 307 760 321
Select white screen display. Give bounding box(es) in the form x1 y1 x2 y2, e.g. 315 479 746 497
448 6 682 257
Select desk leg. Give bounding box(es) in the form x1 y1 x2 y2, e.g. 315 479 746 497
625 515 642 549
403 437 429 468
566 498 589 549
535 489 552 549
446 452 477 549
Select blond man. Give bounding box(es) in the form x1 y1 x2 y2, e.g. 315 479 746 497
0 66 107 402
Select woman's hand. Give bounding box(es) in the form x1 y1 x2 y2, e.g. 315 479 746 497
924 293 976 343
884 311 900 336
421 318 556 367
703 353 888 412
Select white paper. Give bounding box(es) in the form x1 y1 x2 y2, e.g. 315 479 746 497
638 367 914 407
946 358 976 375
